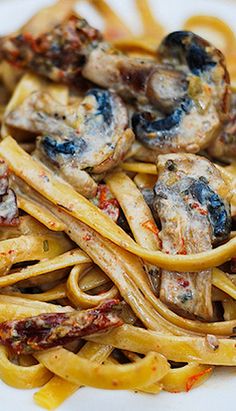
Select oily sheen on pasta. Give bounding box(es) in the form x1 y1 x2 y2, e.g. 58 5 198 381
0 0 235 410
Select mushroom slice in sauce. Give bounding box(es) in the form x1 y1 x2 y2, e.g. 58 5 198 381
132 31 230 154
5 88 133 198
153 153 231 320
1 17 231 157
83 42 162 107
0 16 161 106
0 159 19 226
0 299 122 354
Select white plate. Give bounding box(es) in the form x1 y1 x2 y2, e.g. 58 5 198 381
0 1 236 410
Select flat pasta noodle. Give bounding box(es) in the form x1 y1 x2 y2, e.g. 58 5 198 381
2 281 67 302
161 363 213 393
0 345 52 389
0 215 58 240
34 342 113 410
121 162 157 174
113 37 157 57
212 268 236 300
0 295 73 322
0 233 72 274
88 0 132 40
67 264 119 308
106 171 160 249
223 299 236 320
79 266 111 292
104 354 163 394
1 137 236 272
13 188 236 336
40 202 236 336
215 164 236 208
35 348 170 390
0 0 235 407
87 324 236 365
45 208 191 335
0 248 91 288
135 0 165 39
17 194 66 232
20 0 78 36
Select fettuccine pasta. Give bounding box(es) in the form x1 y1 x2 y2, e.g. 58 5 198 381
0 0 234 410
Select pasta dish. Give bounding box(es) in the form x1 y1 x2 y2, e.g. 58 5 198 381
0 0 235 409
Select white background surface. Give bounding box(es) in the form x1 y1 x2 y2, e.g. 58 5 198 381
0 0 236 410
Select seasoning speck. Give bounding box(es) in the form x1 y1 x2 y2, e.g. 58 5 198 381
205 334 219 351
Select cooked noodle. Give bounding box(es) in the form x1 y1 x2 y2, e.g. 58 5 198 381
0 1 235 410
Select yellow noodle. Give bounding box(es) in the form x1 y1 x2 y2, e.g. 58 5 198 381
88 324 236 365
121 352 211 394
67 264 119 308
215 164 236 206
51 211 189 335
0 249 91 288
223 299 236 320
0 215 51 240
36 349 169 390
133 173 157 189
0 295 72 322
106 171 159 249
25 195 236 336
17 267 68 288
212 268 236 300
113 37 157 57
161 363 213 393
135 0 165 39
34 342 113 410
121 162 157 174
0 346 51 389
0 1 235 403
0 294 71 308
0 233 72 274
106 170 160 291
2 282 67 302
0 61 22 93
89 0 132 40
56 206 236 336
21 0 77 36
17 194 66 232
79 266 110 292
1 137 236 272
120 351 162 394
138 379 163 394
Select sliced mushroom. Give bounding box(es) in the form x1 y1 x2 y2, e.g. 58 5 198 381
145 65 188 113
0 19 158 107
132 31 230 154
1 18 231 156
82 42 158 106
6 88 133 198
153 153 231 320
0 159 19 226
